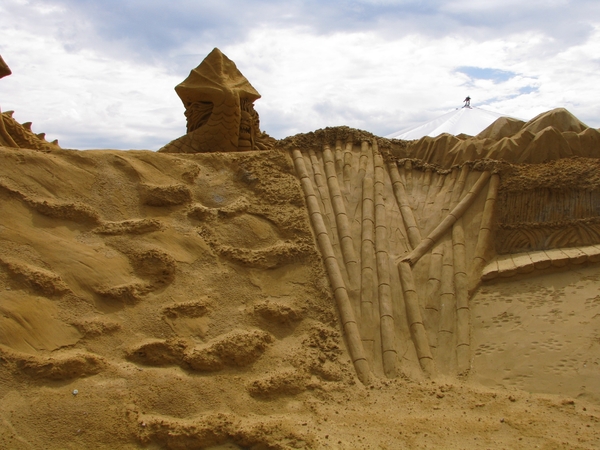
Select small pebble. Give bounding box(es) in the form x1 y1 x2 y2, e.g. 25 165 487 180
72 389 79 396
500 418 505 423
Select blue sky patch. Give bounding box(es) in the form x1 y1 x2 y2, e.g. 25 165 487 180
519 85 539 95
456 66 517 83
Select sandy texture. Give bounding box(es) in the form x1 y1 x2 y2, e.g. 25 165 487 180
2 105 600 448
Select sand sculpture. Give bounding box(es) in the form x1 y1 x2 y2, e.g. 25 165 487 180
282 112 600 384
0 55 60 150
401 108 600 167
1 49 600 448
159 48 275 153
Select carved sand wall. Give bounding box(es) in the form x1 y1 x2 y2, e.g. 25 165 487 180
496 158 600 254
285 113 600 383
282 129 494 380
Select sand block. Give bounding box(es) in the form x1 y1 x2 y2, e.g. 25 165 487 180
529 251 552 270
560 247 587 265
544 248 569 268
580 245 600 263
481 259 499 281
512 252 535 273
497 255 518 278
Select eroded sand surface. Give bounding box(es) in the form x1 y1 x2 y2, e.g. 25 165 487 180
0 143 599 449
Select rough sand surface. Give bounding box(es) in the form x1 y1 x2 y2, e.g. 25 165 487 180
1 145 600 449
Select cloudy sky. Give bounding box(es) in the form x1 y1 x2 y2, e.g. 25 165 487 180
1 0 599 149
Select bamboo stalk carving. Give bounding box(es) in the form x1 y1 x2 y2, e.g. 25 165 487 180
322 144 360 297
292 148 372 384
417 169 432 218
441 169 458 217
389 161 422 249
358 140 369 183
294 140 498 382
404 160 414 198
437 238 455 372
397 261 436 375
453 216 470 373
421 172 445 230
308 148 339 248
343 141 353 191
424 242 444 349
374 150 397 377
451 165 470 206
360 174 376 360
403 171 492 266
450 166 470 373
334 139 344 179
471 173 500 291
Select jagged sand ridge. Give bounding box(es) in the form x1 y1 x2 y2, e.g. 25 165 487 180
390 107 600 167
1 126 600 448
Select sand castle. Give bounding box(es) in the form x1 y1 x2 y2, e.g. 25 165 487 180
1 49 599 448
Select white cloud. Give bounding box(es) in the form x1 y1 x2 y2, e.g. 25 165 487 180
442 0 569 12
1 0 600 149
0 25 183 149
224 26 600 137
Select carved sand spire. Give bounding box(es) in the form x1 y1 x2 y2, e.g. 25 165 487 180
159 48 275 153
